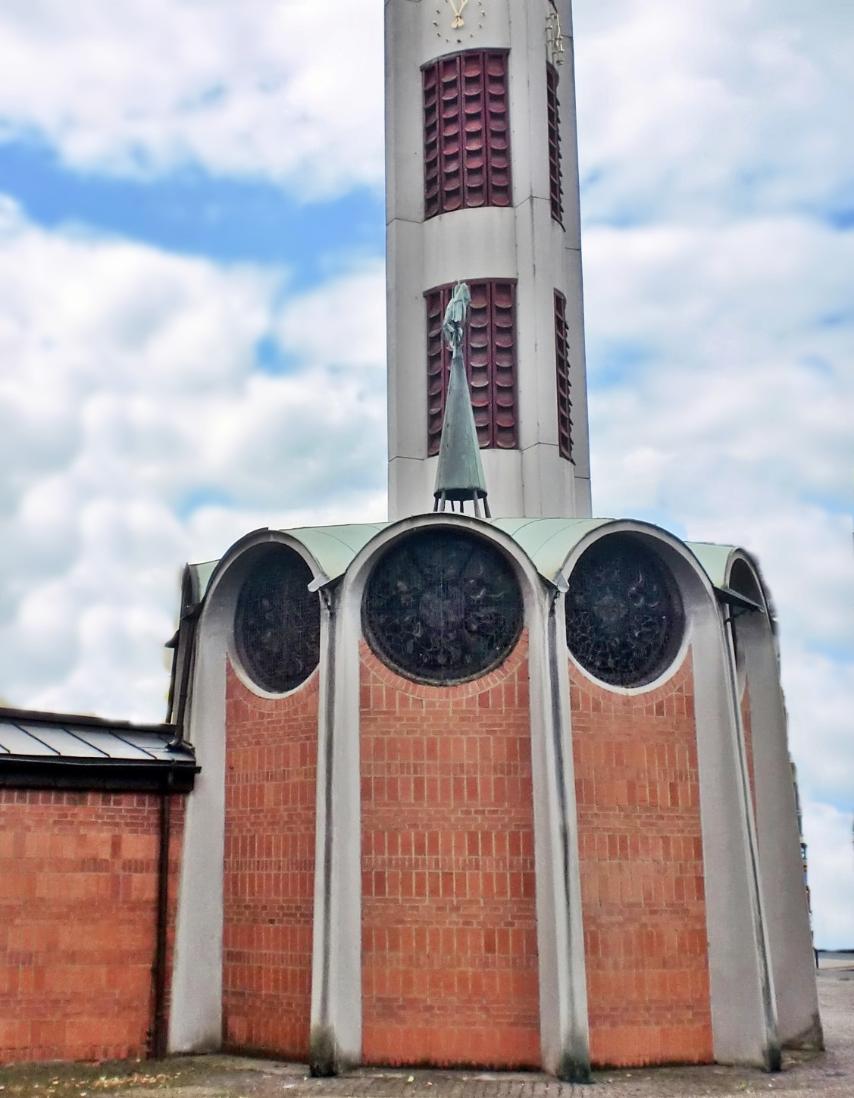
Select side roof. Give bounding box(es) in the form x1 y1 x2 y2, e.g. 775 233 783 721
686 541 739 589
0 707 198 793
188 523 388 602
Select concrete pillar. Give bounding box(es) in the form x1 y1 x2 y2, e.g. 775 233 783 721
730 566 823 1050
385 0 591 520
309 580 363 1074
536 583 591 1081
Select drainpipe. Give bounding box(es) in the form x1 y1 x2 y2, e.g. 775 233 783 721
151 772 174 1059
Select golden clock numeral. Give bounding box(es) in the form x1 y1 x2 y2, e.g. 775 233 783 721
447 0 469 30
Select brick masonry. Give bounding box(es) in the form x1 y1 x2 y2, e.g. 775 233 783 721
570 650 714 1068
0 789 185 1065
222 660 318 1060
360 635 540 1070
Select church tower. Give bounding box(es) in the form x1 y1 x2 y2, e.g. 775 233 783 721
0 2 825 1082
386 0 592 520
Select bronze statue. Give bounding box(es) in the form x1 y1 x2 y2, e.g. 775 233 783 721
442 281 472 354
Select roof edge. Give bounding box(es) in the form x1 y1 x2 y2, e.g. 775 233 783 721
0 705 177 737
0 756 199 794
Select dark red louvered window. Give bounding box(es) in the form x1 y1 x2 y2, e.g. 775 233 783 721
423 50 512 219
547 64 564 226
555 290 573 461
426 280 518 455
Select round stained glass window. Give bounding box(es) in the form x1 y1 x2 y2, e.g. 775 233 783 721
566 537 684 688
363 530 523 685
234 548 320 694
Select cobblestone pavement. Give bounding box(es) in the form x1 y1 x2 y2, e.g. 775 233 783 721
1 964 851 1098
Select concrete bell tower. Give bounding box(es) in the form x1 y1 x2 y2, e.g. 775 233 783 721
386 0 592 520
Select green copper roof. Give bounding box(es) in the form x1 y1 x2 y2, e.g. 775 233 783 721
187 518 740 603
188 523 387 601
685 541 738 588
285 523 388 582
492 518 612 579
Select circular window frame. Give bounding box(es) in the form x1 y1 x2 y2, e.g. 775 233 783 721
362 529 524 687
564 534 686 692
232 545 321 697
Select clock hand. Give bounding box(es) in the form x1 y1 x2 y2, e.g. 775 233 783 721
447 0 469 29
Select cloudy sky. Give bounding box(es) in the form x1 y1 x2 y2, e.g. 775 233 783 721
0 0 850 948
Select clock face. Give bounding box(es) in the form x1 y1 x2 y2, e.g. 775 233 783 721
435 0 487 44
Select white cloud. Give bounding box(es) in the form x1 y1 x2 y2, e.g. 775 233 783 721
0 201 386 720
0 0 385 198
275 267 387 371
803 801 854 950
785 653 854 813
585 218 854 668
574 0 854 223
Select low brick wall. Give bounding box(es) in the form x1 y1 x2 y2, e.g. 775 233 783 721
0 789 184 1064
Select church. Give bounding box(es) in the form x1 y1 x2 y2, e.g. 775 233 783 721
0 0 821 1082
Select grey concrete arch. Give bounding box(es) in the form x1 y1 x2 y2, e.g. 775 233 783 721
169 530 327 1055
557 521 781 1070
726 552 823 1050
310 513 591 1081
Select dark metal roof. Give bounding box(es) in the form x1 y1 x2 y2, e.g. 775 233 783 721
0 707 198 793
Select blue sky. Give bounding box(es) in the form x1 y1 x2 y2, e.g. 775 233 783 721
0 0 851 947
0 139 384 284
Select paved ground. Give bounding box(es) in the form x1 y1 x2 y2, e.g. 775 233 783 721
2 959 852 1098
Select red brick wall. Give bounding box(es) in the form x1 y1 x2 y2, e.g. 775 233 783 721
0 789 184 1065
222 661 318 1059
571 651 714 1067
360 635 540 1069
